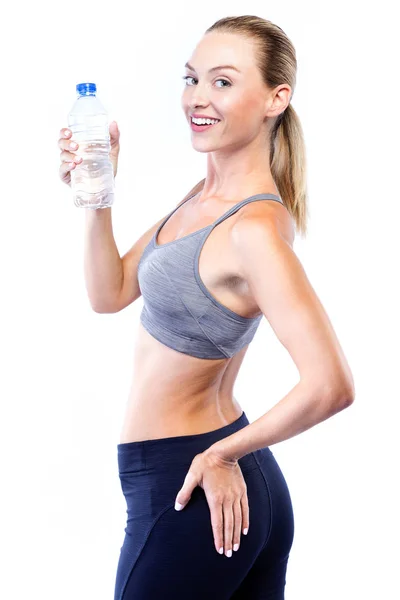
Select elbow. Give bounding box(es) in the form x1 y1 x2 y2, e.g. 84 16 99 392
338 371 356 408
336 388 355 410
313 373 355 413
90 302 118 314
327 377 356 411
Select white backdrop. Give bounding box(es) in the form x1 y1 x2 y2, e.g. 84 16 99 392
1 0 399 598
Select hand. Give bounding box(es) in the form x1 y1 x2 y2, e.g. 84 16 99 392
174 449 249 557
58 121 121 187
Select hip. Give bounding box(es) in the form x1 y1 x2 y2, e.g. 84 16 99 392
117 411 294 545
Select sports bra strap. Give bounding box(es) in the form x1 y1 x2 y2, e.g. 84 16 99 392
212 193 283 227
161 191 284 234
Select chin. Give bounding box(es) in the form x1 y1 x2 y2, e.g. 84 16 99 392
190 139 223 153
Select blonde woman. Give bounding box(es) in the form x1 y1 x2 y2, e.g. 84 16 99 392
59 15 354 600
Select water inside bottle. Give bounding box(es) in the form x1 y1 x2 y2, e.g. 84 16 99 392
68 115 115 209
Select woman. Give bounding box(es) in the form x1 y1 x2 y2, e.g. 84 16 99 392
59 15 354 600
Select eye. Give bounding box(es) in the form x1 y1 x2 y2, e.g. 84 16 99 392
215 79 231 88
181 76 231 88
182 75 196 86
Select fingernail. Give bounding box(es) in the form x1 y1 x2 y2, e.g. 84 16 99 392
226 549 232 558
64 130 70 137
233 543 239 551
218 547 223 554
175 501 183 511
243 528 248 535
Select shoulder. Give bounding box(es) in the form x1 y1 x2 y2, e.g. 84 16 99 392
233 198 295 249
230 200 304 325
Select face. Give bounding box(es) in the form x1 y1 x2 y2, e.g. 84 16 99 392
181 31 276 153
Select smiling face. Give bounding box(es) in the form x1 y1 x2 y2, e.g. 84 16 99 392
181 31 273 153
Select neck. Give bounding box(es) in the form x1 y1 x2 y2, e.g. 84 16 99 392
200 134 277 201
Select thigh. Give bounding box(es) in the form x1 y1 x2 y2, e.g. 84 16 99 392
115 464 272 600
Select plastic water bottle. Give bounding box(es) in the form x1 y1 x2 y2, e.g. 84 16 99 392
67 82 115 209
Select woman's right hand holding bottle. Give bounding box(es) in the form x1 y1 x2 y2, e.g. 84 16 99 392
58 120 121 187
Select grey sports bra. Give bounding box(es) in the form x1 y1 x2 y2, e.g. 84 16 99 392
137 192 284 359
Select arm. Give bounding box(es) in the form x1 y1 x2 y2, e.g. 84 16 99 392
207 214 355 462
84 207 124 313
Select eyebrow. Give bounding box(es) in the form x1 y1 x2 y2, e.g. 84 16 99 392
184 62 241 74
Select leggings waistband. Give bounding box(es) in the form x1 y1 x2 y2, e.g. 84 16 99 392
117 411 258 474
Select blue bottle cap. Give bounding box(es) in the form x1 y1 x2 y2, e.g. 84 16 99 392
76 83 97 96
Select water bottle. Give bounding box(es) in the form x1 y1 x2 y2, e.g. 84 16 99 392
67 82 115 209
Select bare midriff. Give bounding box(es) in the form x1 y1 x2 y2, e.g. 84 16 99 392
118 322 249 443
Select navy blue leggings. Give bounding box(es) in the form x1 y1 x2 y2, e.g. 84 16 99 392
114 411 294 599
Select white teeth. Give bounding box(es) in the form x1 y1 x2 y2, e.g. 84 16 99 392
192 117 219 125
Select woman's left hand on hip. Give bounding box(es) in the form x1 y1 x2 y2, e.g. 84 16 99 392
174 449 249 557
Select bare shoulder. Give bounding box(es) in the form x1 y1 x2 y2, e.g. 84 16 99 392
234 197 295 248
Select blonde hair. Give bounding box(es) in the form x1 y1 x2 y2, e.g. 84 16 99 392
185 15 309 237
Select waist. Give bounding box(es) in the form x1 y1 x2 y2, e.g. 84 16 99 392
120 394 243 440
117 410 258 475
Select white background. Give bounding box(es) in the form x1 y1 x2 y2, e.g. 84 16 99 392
1 0 399 598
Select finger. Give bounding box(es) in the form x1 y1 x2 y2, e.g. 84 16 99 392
60 150 82 164
59 155 82 181
58 127 77 148
58 128 72 149
175 470 197 511
241 491 249 536
232 498 242 552
59 162 75 180
58 136 80 153
209 497 224 555
109 120 120 141
223 501 234 557
59 156 81 177
60 127 71 140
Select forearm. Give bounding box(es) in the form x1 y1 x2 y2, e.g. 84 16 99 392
84 207 123 312
207 380 354 462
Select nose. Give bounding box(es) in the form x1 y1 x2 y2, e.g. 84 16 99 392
187 82 209 109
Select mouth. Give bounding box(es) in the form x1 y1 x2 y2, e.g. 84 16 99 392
189 118 221 132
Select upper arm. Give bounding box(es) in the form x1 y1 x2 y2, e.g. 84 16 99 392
232 216 354 401
112 213 168 312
